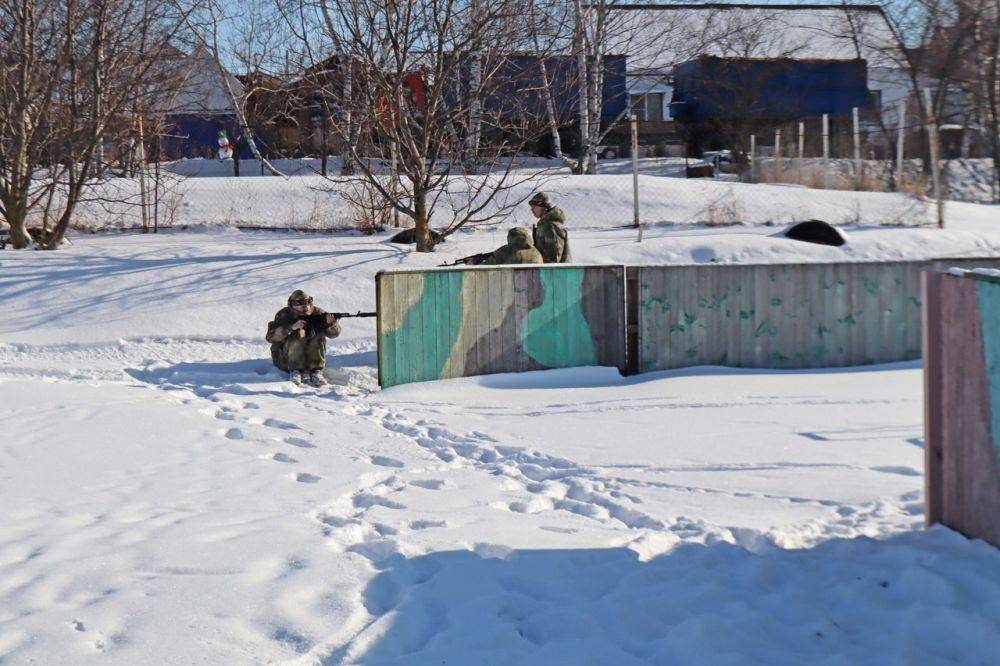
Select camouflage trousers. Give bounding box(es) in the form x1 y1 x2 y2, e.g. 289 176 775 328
270 333 328 372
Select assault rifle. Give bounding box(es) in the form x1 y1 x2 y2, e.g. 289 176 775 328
440 251 491 267
297 311 377 336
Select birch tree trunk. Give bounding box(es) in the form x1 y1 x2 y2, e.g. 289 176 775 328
574 5 590 175
467 51 483 169
341 55 355 175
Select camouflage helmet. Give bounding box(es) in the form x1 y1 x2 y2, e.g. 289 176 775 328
508 227 532 247
288 289 313 307
528 192 551 208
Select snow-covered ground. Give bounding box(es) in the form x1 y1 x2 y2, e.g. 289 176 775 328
166 155 996 207
47 156 997 233
3 226 1000 664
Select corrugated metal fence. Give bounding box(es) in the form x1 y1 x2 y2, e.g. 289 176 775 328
923 268 1000 548
376 265 626 388
628 261 924 373
376 257 1000 387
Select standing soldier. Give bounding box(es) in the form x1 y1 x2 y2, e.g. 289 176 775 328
528 192 571 263
484 227 544 265
266 289 342 387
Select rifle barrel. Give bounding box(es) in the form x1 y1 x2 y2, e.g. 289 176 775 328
332 311 377 318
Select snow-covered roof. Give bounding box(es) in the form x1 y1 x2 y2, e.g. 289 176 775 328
605 3 905 75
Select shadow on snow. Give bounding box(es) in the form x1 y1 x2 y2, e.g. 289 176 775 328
329 528 1000 665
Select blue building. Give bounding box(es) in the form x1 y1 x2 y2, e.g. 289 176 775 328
472 53 629 157
669 57 869 124
604 3 910 153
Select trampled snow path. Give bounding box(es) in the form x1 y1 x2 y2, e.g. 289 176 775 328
5 334 997 664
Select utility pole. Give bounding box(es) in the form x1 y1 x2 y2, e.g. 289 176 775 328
896 98 906 190
822 113 830 188
631 114 641 241
924 89 945 228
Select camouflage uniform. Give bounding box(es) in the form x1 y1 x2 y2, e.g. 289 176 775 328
485 227 544 265
529 193 571 264
266 290 342 372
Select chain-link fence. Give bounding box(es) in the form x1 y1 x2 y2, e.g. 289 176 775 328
33 142 996 236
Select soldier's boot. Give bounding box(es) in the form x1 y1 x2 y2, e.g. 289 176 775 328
290 370 304 386
309 369 329 388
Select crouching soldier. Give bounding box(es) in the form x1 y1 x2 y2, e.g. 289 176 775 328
528 192 571 263
266 289 341 387
484 227 544 265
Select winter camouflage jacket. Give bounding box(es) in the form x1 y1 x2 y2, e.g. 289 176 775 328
266 298 342 372
532 206 571 264
485 227 543 265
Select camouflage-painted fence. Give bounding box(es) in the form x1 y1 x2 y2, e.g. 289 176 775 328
376 258 1000 387
376 265 626 388
924 268 1000 548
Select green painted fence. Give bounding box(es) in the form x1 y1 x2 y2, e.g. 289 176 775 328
376 258 1000 387
627 258 1000 374
628 262 924 372
376 265 626 388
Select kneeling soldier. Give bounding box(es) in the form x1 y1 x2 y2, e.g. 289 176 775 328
485 227 544 265
266 289 341 387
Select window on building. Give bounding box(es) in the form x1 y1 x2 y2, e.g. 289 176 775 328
630 94 646 121
646 93 664 121
868 90 883 115
629 92 665 122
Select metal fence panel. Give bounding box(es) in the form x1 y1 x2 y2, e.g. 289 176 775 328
924 270 1000 548
629 262 932 372
376 265 626 388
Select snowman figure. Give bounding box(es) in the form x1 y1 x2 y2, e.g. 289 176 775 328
217 130 233 160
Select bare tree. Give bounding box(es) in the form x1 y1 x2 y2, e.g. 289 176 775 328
172 0 289 177
1 0 193 249
563 4 792 174
1 0 64 248
960 0 1000 199
284 0 559 252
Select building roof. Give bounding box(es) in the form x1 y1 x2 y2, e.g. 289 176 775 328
160 46 244 115
604 3 905 75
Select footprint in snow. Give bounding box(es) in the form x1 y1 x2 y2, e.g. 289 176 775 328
273 627 312 654
294 473 321 483
539 525 578 534
410 479 446 490
410 519 447 530
224 428 244 440
264 418 300 431
353 494 406 510
269 453 298 463
370 455 405 468
284 436 315 449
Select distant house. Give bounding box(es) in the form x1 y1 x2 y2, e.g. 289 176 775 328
605 3 910 150
480 53 628 156
156 46 250 160
258 53 628 159
246 55 425 158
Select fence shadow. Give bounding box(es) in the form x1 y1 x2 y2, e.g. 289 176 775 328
329 527 1000 664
